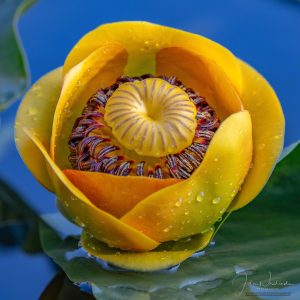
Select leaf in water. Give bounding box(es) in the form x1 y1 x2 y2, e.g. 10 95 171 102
39 271 95 300
0 0 36 111
40 143 300 300
0 178 42 253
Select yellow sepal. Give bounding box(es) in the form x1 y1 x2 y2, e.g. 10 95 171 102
24 129 159 251
121 111 252 242
228 60 285 210
81 229 213 272
51 43 128 169
15 68 63 191
63 21 242 95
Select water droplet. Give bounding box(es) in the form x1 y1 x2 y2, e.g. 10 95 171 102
258 143 266 150
239 129 244 134
214 157 219 162
220 207 226 214
218 217 222 222
274 134 282 140
28 107 38 116
196 191 204 202
163 226 172 233
212 196 221 204
184 211 189 215
74 217 85 228
175 198 183 207
138 215 143 219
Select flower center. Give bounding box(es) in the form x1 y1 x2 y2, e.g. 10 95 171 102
68 74 220 179
104 78 197 157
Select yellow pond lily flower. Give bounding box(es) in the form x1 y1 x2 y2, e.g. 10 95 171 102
15 21 284 271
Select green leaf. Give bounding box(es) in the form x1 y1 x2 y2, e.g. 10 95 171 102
0 0 36 111
40 143 300 300
0 178 42 253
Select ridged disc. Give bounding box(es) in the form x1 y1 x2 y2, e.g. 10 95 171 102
104 78 197 157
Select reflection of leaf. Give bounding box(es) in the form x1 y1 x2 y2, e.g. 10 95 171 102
39 271 95 300
0 178 41 253
0 0 36 111
40 143 300 300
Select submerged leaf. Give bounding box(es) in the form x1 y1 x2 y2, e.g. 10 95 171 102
0 178 41 252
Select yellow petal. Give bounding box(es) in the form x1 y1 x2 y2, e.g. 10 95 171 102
50 43 128 169
15 68 63 191
24 129 159 251
157 47 243 120
121 111 252 242
228 61 285 211
63 21 242 93
64 169 181 218
81 229 213 272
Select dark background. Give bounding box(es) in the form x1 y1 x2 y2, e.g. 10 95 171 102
0 0 299 299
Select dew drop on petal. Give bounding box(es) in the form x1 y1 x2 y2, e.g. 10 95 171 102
220 207 226 214
196 192 204 203
28 107 38 116
163 225 172 233
212 196 221 204
175 198 183 207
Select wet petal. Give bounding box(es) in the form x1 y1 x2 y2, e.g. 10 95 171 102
64 169 181 218
15 68 63 191
121 111 252 242
63 21 242 93
157 47 243 120
81 229 213 272
50 43 128 169
24 129 159 251
228 60 285 211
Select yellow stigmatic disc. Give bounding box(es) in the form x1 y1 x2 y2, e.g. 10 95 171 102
104 78 197 157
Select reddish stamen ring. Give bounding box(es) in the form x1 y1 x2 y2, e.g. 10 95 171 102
68 74 220 179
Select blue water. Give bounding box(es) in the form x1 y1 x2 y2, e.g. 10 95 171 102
0 0 299 299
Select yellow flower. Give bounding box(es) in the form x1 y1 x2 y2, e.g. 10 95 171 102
15 22 284 271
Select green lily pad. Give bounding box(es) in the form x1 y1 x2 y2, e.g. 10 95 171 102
0 0 36 111
0 178 42 253
40 142 300 300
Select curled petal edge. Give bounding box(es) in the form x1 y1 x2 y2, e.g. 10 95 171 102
15 67 63 192
121 111 253 242
229 60 285 211
23 128 159 252
81 229 214 272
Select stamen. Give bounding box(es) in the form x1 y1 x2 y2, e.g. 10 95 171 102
68 74 220 179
